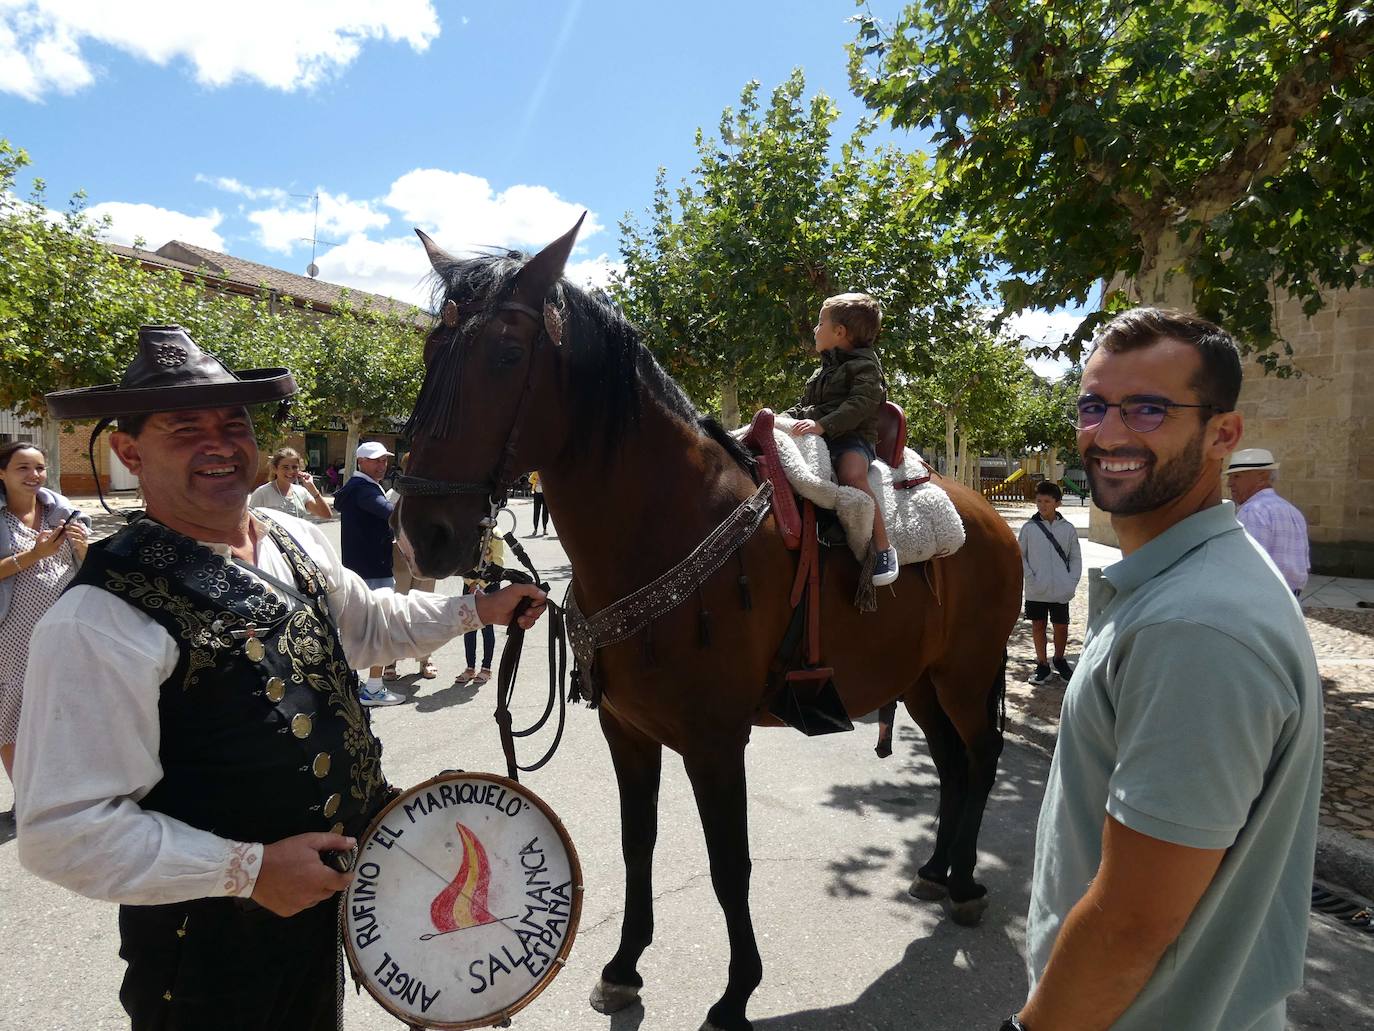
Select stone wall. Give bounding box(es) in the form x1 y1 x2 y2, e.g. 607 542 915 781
1088 284 1374 576
1237 286 1374 576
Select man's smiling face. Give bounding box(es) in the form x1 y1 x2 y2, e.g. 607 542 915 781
111 406 258 533
1078 339 1216 517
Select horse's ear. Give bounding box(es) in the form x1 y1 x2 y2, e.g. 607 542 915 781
415 228 456 272
515 212 586 301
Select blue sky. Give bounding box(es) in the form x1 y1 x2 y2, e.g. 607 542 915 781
1 0 1079 369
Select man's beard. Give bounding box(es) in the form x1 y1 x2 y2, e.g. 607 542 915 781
1086 428 1206 516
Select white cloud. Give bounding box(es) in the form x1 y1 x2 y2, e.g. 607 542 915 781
247 189 390 253
383 169 602 252
313 234 432 308
565 253 623 290
0 0 440 100
195 174 288 203
1006 308 1087 381
86 200 224 250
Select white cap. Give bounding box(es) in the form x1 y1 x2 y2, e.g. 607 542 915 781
356 441 393 461
1226 448 1277 473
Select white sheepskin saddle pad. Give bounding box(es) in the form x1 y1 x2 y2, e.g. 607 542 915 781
738 414 966 565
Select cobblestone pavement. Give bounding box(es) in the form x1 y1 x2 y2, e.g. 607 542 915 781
997 505 1374 845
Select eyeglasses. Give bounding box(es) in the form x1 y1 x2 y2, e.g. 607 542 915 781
1075 396 1221 433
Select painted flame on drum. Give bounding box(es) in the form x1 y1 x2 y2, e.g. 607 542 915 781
430 822 498 933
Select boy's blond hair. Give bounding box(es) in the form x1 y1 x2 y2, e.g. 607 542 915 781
821 293 882 348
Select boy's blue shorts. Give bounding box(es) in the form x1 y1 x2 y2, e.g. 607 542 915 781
826 432 877 464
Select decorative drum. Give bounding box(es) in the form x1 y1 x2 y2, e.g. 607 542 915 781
343 772 583 1030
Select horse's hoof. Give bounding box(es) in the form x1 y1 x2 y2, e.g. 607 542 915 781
909 876 949 901
944 893 989 926
590 978 641 1014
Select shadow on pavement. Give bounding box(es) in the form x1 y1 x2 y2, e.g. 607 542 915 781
752 926 1026 1031
413 678 482 713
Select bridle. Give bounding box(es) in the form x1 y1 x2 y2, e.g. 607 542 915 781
394 294 561 533
395 292 572 782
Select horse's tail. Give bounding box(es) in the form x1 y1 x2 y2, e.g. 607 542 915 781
989 650 1009 735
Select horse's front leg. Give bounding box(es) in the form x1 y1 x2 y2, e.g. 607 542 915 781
684 740 762 1031
590 707 663 1015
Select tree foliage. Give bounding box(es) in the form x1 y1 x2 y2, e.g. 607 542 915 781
852 0 1374 364
614 70 991 426
0 137 426 481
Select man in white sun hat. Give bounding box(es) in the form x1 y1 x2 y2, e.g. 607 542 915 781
1226 447 1309 597
333 439 402 703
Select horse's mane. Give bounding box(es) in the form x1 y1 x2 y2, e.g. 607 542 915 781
423 251 754 470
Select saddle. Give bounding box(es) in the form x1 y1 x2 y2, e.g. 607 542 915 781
740 405 909 738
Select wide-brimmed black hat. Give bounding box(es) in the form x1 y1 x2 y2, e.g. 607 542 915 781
45 325 297 421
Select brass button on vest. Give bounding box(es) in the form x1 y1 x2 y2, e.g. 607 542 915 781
323 793 341 818
264 676 285 702
290 713 312 739
244 638 265 662
330 822 344 835
312 753 331 778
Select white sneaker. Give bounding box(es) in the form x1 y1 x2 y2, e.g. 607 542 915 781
359 685 405 707
872 546 900 587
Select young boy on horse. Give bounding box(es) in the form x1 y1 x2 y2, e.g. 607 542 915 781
786 292 898 586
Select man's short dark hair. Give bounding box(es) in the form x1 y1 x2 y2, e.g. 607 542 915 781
1035 480 1063 501
1091 307 1242 412
117 413 151 437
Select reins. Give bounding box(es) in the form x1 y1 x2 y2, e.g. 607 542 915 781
483 529 569 783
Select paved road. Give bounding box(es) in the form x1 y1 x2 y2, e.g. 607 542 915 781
2 502 1371 1029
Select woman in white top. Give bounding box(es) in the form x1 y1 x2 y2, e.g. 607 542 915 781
248 447 332 521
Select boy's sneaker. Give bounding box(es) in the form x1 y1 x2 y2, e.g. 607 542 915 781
360 684 405 707
1052 657 1074 681
872 546 900 587
1028 663 1053 685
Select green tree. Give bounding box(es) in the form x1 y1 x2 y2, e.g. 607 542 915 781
898 315 1032 486
0 141 170 482
853 1 1374 363
298 298 426 477
615 70 986 426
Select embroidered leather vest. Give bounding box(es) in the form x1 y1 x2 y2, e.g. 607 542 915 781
68 516 387 844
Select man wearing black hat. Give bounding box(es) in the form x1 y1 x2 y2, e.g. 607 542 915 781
13 326 547 1031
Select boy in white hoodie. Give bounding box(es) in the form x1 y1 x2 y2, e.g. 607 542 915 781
1019 481 1083 684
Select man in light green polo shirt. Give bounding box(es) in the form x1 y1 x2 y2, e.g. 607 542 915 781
1005 309 1322 1031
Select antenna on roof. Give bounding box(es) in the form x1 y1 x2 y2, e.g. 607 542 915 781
291 192 340 278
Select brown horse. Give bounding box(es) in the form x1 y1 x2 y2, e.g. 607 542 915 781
396 220 1022 1031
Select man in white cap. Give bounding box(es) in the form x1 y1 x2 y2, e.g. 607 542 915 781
334 440 402 702
1226 448 1309 597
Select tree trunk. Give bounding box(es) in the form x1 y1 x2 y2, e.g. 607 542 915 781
720 378 740 431
1134 230 1196 308
344 413 363 479
41 414 63 493
944 410 957 481
958 436 971 489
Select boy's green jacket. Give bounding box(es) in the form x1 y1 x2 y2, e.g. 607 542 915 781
785 346 886 443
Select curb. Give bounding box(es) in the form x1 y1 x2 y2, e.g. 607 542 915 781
1003 707 1374 901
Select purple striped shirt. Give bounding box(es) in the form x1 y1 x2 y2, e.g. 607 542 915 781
1236 489 1309 592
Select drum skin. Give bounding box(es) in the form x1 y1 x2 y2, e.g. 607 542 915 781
343 772 583 1029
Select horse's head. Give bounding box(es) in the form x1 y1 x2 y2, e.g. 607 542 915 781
396 216 584 578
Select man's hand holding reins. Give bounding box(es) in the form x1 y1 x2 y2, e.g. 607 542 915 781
476 582 548 629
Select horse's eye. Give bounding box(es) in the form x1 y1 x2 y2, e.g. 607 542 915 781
496 345 524 368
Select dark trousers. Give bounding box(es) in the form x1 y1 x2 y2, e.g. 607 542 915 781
463 582 496 669
119 895 338 1031
531 493 549 531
